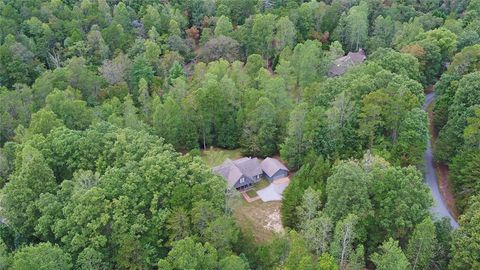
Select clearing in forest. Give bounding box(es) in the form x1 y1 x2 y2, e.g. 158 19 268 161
200 147 243 167
233 199 284 244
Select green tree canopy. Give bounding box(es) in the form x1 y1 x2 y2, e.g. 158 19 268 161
10 242 72 270
371 238 410 270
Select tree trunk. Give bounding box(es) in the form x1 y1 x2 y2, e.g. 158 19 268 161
202 128 206 150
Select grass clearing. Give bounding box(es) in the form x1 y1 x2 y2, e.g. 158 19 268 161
233 198 284 244
201 147 243 167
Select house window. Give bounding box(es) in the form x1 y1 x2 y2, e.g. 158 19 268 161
240 177 245 183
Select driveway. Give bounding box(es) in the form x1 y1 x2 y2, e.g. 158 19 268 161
423 92 459 228
257 178 290 202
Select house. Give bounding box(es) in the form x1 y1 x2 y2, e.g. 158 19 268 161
213 157 263 190
261 157 289 181
328 49 366 77
213 157 289 190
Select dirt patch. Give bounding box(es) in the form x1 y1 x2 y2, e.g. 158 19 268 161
234 200 284 244
263 208 283 233
273 177 290 184
437 163 460 219
425 85 434 94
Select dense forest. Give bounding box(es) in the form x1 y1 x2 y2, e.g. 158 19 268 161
0 0 479 269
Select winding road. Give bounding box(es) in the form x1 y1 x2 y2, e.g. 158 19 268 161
423 92 459 229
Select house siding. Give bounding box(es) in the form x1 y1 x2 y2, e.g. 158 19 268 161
266 169 288 181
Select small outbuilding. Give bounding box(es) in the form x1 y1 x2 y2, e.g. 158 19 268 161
261 157 289 181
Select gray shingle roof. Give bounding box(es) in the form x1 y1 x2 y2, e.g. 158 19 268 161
328 49 366 77
261 157 289 177
234 158 263 178
213 158 262 187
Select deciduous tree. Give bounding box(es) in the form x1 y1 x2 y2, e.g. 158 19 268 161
10 243 71 270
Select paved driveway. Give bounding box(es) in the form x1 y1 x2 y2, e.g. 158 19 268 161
257 178 290 202
423 93 459 228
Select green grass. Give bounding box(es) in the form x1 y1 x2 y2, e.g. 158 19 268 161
245 179 271 197
201 147 243 167
255 179 270 190
234 199 283 244
246 189 257 197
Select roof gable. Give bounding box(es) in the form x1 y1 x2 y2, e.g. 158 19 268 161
261 157 289 177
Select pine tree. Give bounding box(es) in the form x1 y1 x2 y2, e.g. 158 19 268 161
406 217 437 270
371 238 410 270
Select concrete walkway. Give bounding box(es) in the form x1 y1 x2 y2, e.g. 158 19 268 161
241 191 260 202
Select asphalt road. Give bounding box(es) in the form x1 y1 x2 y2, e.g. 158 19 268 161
423 92 459 229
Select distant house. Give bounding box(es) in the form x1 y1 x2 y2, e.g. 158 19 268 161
261 157 289 181
213 157 289 190
328 49 366 77
213 157 263 190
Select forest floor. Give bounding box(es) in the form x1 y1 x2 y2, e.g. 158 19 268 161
427 97 460 220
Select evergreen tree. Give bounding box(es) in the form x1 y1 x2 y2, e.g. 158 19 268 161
406 217 437 270
371 238 410 270
450 196 480 269
281 103 308 170
123 94 141 129
240 97 278 157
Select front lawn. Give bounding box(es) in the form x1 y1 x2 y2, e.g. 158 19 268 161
244 179 270 198
246 189 257 198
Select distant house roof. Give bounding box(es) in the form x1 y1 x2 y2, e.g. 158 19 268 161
213 157 262 187
261 157 289 177
328 49 366 77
